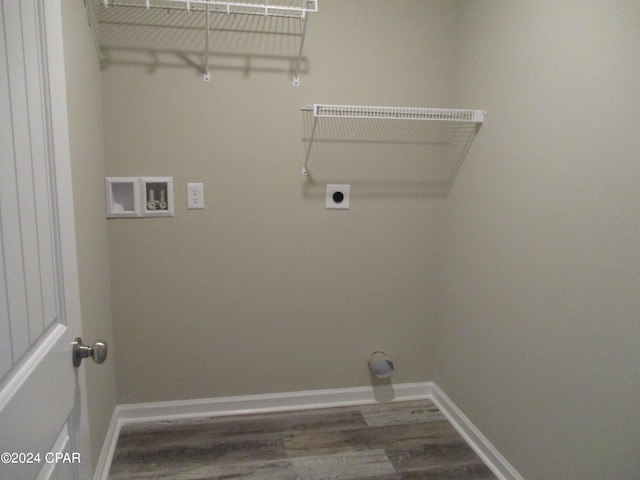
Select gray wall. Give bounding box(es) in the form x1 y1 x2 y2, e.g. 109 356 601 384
61 0 117 470
102 0 455 403
436 2 640 479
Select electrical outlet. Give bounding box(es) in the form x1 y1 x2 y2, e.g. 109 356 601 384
187 183 204 209
326 184 350 209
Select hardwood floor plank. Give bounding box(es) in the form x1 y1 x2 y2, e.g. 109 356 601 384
109 433 287 473
290 449 397 479
386 441 490 472
109 457 295 480
359 400 446 427
117 407 366 440
283 421 460 457
398 462 498 479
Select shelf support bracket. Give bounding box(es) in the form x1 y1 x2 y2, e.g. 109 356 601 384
302 110 318 175
203 2 211 82
292 11 309 86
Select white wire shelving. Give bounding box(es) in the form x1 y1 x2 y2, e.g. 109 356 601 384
100 0 317 16
87 0 318 84
301 104 486 189
305 104 485 122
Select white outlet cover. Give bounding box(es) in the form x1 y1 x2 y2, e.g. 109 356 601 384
326 184 350 210
187 182 204 209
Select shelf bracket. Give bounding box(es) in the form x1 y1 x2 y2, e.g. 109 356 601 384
203 2 211 81
293 11 309 86
302 107 319 175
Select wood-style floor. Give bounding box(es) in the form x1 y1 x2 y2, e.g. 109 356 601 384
108 399 498 479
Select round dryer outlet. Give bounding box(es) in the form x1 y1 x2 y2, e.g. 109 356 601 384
325 184 350 210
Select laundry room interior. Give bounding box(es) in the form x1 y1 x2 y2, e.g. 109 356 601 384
60 1 640 479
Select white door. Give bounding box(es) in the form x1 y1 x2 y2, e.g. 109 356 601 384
0 1 93 479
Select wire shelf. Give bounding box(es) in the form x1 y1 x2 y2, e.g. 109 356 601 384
101 0 318 17
301 104 486 191
88 0 317 83
305 104 485 123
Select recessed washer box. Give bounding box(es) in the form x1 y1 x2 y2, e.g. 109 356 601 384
105 177 141 218
326 184 350 210
141 177 174 217
105 177 174 218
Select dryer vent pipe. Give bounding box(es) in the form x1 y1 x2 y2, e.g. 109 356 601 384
368 351 394 379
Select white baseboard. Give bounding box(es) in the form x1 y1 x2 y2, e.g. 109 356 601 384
93 406 122 480
429 384 524 480
94 382 523 480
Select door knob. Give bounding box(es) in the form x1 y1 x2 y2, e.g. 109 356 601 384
72 337 108 367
